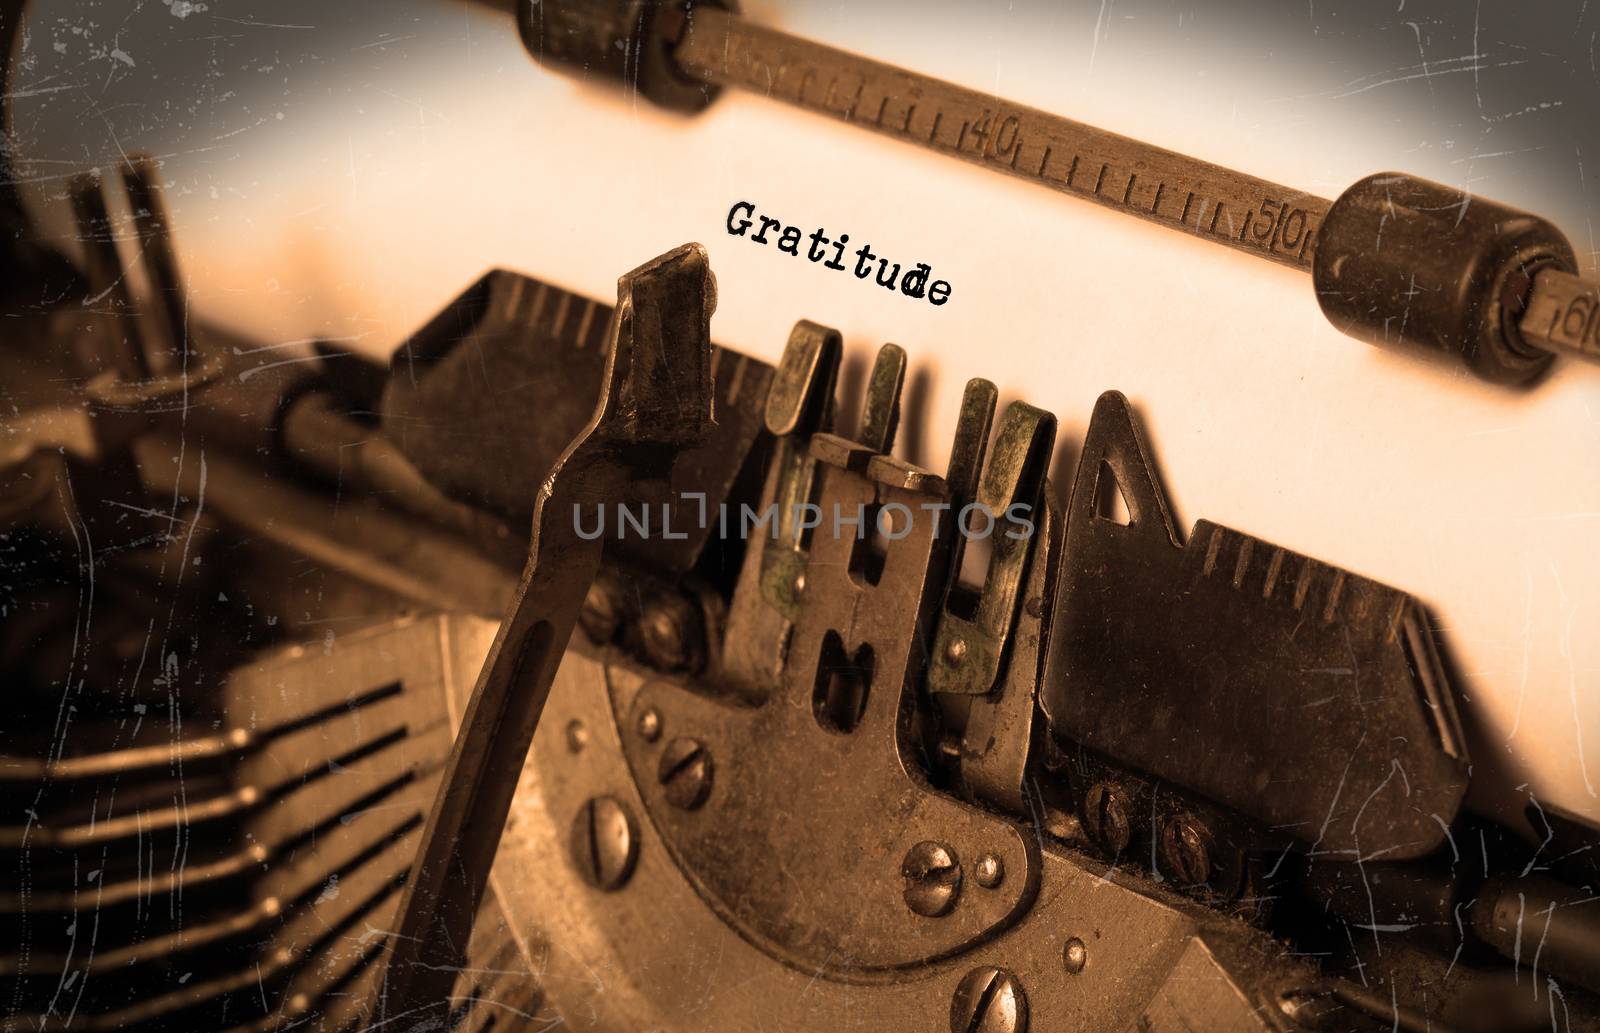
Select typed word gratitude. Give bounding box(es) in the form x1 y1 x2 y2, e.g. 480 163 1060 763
725 201 953 306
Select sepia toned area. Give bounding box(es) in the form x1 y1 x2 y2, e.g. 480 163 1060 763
1 2 1597 1031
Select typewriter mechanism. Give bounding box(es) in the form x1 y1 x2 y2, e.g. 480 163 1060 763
2 3 1598 1032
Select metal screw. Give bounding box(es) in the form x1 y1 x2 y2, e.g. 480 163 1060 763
1062 937 1087 974
974 852 1004 889
902 841 962 918
1081 783 1131 855
657 737 713 810
569 796 638 892
564 719 589 754
1159 817 1213 887
578 578 625 644
950 966 1028 1033
945 636 968 666
637 706 663 742
641 596 697 671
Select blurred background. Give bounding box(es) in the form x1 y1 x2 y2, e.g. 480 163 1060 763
5 0 1598 828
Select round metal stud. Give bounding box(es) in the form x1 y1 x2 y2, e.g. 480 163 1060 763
974 852 1005 889
637 706 663 742
1062 937 1087 974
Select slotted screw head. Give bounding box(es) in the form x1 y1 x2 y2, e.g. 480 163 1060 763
641 596 697 671
657 737 713 810
569 796 638 892
950 966 1028 1033
1160 817 1212 887
1081 782 1131 855
902 841 962 918
578 579 624 644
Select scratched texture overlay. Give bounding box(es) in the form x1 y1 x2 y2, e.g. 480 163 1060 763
1 1 1598 1031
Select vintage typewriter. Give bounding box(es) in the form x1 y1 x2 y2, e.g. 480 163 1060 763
2 2 1598 1031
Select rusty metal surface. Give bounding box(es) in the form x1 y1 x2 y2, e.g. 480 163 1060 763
379 266 774 578
475 644 1295 1033
1041 391 1469 862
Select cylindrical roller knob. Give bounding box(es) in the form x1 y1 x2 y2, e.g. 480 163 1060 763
517 0 732 113
1313 172 1577 385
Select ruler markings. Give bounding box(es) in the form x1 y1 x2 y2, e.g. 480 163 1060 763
683 19 1326 268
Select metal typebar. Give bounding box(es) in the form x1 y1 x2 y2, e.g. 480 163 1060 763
365 243 716 1025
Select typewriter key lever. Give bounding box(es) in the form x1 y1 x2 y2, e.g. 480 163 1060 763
517 0 1600 387
365 243 716 1025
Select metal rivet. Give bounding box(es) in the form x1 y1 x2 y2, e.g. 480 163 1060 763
1081 782 1131 855
657 737 713 810
974 852 1004 889
637 706 662 742
951 966 1027 1033
1062 937 1087 974
569 796 638 891
902 841 962 918
944 636 968 665
564 719 589 753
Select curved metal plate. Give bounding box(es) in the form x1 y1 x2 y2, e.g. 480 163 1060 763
612 460 1040 975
